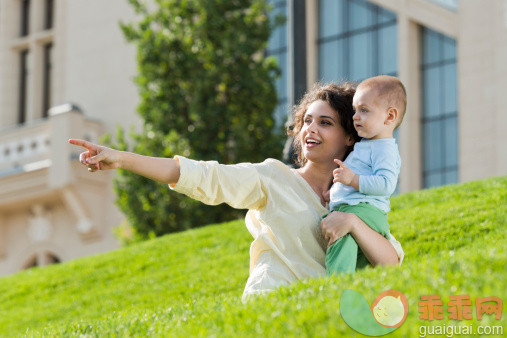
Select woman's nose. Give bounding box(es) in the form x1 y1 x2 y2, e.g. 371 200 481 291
307 121 317 133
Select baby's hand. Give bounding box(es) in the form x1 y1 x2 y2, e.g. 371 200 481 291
333 159 356 186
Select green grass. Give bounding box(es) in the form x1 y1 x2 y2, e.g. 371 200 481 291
0 176 505 337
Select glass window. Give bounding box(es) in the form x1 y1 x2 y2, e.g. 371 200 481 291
349 0 373 31
424 0 458 11
423 67 441 118
266 0 289 128
19 50 31 124
444 116 458 168
423 120 443 171
421 27 458 188
349 32 373 81
318 0 398 83
45 0 54 30
21 0 31 36
319 0 343 38
422 29 441 65
43 43 53 117
444 170 458 184
319 41 341 83
378 24 397 75
443 37 456 61
425 172 442 188
443 63 457 114
16 0 56 124
378 7 396 24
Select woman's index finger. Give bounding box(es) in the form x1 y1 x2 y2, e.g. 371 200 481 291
68 139 96 150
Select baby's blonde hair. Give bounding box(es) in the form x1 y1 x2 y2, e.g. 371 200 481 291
358 75 407 129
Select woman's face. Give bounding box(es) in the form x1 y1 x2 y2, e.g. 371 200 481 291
300 100 353 165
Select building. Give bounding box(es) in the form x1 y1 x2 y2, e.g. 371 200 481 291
1 0 506 275
0 0 140 275
268 0 506 192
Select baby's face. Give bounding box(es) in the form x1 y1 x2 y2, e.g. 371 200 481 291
352 87 393 140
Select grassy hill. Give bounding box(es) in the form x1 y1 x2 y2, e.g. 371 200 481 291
0 176 505 337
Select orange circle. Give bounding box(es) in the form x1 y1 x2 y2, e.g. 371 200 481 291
370 289 409 328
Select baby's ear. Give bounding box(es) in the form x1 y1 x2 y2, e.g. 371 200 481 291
386 107 398 125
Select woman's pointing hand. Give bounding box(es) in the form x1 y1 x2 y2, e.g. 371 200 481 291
68 139 122 172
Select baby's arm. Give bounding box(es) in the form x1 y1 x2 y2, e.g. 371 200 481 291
358 146 400 196
332 159 359 190
68 139 180 185
333 146 400 196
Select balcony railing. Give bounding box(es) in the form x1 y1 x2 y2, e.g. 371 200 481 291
0 105 104 214
0 109 102 179
0 119 51 177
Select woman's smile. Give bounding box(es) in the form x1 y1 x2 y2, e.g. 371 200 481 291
304 137 322 149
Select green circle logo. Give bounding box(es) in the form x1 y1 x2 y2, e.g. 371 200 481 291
340 289 409 336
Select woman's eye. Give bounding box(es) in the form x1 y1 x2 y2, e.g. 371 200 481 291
321 120 331 125
304 118 312 124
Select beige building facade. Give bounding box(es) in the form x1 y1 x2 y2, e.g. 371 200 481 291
1 0 506 276
0 0 140 275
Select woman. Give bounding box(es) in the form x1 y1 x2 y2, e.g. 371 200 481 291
69 82 403 300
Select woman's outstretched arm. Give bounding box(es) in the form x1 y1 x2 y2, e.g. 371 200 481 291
320 211 400 266
69 139 268 210
68 139 180 185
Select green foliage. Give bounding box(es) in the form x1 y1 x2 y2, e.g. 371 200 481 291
113 0 284 239
1 176 505 336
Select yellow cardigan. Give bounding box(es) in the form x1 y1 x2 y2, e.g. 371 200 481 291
171 156 404 300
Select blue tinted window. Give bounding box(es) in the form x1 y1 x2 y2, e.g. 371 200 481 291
349 32 373 81
378 7 396 23
423 67 441 118
445 170 458 184
266 0 289 127
425 0 458 11
425 173 442 188
424 120 443 171
349 0 373 31
319 0 343 38
318 0 397 83
379 24 397 75
421 27 458 188
423 30 441 65
443 37 456 61
444 116 458 167
319 41 342 83
443 63 457 114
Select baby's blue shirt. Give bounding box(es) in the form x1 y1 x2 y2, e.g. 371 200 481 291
329 138 401 213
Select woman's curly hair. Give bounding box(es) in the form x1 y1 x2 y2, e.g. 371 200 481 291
286 82 360 166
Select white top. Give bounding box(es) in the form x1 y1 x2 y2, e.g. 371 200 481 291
171 156 404 300
330 138 401 213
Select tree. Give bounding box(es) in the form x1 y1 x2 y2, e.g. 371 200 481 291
112 0 284 240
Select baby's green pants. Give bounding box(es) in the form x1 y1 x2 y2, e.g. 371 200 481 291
322 202 390 275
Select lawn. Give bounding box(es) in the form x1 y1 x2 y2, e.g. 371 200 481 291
0 176 505 337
